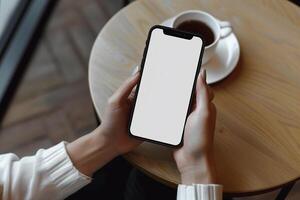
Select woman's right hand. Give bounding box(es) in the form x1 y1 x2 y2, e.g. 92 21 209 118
173 69 217 184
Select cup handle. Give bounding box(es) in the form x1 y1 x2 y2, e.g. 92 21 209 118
218 20 232 39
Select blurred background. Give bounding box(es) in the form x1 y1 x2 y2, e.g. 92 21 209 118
0 0 299 200
0 0 126 156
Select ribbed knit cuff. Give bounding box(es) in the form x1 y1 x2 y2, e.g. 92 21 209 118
40 142 91 199
177 184 223 200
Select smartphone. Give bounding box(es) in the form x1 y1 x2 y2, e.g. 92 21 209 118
129 25 204 147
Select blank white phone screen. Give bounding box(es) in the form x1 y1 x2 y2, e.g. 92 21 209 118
130 28 203 146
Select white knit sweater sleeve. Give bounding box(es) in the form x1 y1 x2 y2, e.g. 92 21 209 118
0 142 91 200
177 184 223 200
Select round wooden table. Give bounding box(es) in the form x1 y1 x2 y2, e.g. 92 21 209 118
89 0 300 194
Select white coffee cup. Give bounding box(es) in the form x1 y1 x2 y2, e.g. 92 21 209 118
171 10 232 64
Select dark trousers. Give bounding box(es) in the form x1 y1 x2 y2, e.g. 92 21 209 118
66 156 176 200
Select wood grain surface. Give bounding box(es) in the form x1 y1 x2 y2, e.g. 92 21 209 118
88 0 300 194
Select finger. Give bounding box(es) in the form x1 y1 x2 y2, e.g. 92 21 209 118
207 86 214 102
195 69 210 106
202 67 207 82
210 103 217 117
128 85 137 102
188 92 197 113
112 72 140 103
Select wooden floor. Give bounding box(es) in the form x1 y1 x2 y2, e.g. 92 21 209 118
0 0 299 199
0 0 123 156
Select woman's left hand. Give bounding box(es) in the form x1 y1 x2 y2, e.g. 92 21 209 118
98 72 142 155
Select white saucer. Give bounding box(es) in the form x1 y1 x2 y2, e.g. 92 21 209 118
133 17 240 84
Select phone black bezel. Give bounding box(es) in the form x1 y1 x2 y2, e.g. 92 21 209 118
128 25 205 148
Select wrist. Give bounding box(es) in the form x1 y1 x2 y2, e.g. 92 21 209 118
92 127 119 156
179 154 217 184
67 128 118 177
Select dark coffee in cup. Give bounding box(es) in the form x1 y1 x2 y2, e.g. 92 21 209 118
176 20 215 46
172 10 232 64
